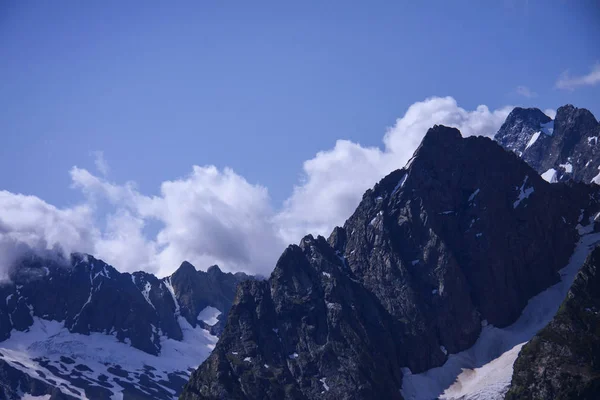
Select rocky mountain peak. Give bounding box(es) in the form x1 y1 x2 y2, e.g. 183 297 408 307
505 106 551 125
181 126 600 400
175 260 197 275
420 124 462 145
554 104 598 134
494 107 553 161
206 264 223 275
495 104 600 184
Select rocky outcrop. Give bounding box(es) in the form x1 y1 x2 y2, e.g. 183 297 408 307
494 107 553 163
170 262 253 335
495 105 600 183
180 125 600 400
506 246 600 400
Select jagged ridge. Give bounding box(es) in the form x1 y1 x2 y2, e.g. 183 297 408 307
495 105 600 183
0 255 253 399
180 125 600 400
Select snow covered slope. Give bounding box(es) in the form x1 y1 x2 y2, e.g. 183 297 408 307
1 315 217 399
180 125 600 400
401 226 600 400
0 255 253 399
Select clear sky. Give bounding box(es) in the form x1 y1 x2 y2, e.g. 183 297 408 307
1 0 599 276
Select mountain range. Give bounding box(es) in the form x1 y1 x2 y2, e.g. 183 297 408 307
2 104 600 400
0 255 253 399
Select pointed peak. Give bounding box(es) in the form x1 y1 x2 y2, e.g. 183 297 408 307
416 125 462 154
207 265 223 275
174 261 197 276
299 234 318 250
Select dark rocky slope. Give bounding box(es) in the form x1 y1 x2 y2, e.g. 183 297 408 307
495 105 600 183
0 255 253 400
506 246 600 400
180 125 600 400
170 262 252 335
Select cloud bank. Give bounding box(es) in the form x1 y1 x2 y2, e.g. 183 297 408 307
0 97 512 278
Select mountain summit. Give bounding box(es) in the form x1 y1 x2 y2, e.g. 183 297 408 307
180 125 600 400
495 105 600 183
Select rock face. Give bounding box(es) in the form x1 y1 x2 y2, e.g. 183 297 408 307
506 246 600 400
495 105 600 183
170 263 252 335
180 125 600 400
0 255 253 400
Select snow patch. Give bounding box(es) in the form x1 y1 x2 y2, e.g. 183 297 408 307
197 306 221 326
322 272 331 279
401 230 600 400
320 377 330 391
591 166 600 185
524 131 541 150
559 162 573 174
440 345 448 356
392 173 409 195
141 281 155 309
0 315 218 400
163 278 180 316
468 189 480 203
541 168 558 183
289 353 299 359
513 176 534 208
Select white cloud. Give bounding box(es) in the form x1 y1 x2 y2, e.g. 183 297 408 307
0 97 513 277
277 97 512 243
92 151 110 177
71 165 285 276
544 108 557 120
556 63 600 90
0 191 97 280
516 86 537 98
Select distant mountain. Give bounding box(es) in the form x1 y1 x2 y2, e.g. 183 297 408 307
506 246 600 400
180 125 600 400
495 105 600 184
0 254 253 400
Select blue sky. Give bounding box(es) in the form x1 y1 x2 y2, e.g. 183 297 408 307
1 1 599 275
